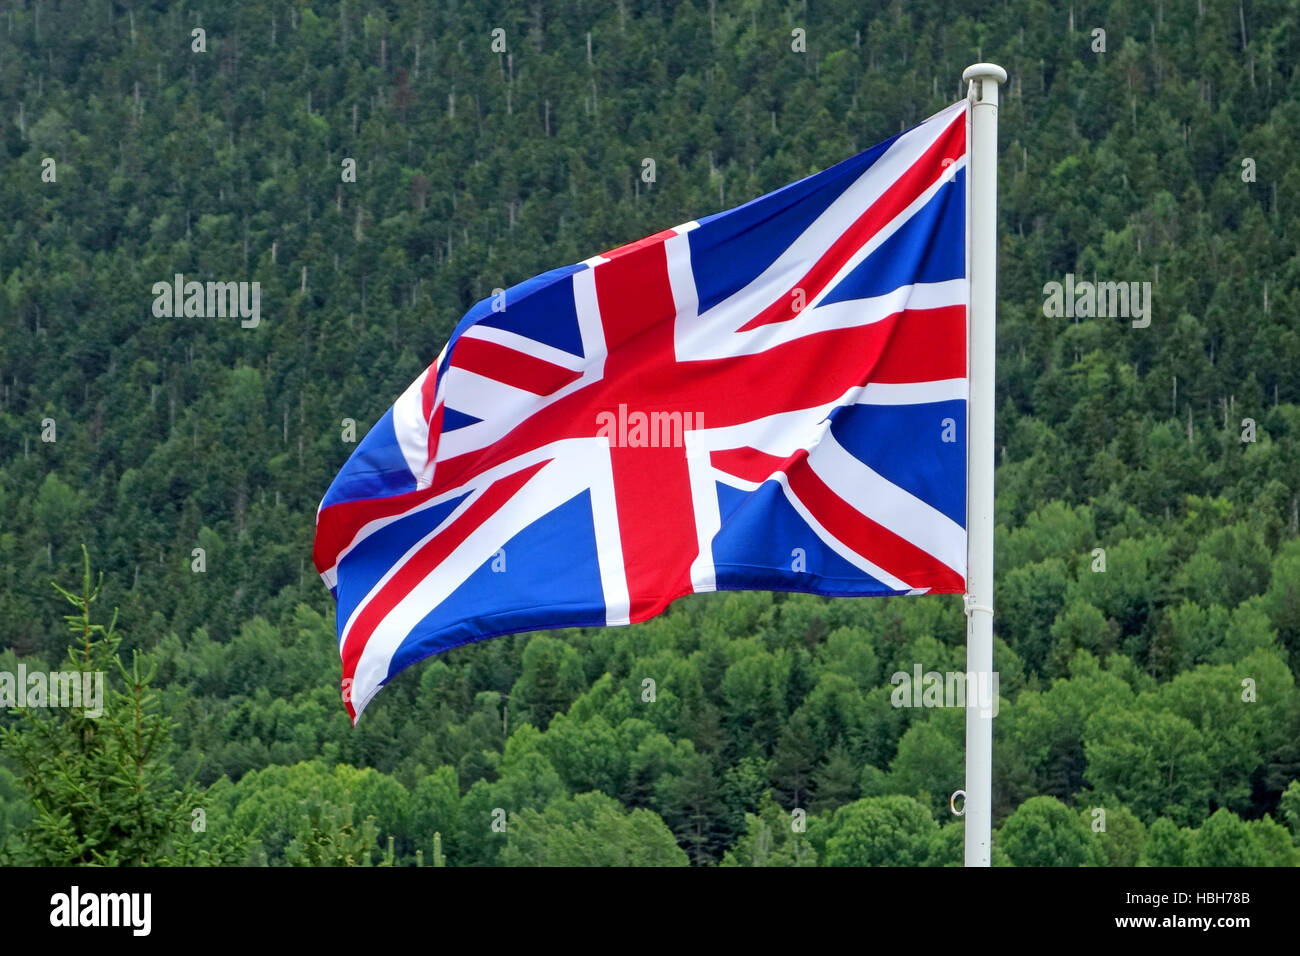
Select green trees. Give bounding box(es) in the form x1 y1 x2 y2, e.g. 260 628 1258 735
1185 809 1298 868
1081 649 1297 825
820 795 937 867
998 796 1104 867
410 766 461 864
1084 804 1147 868
722 792 818 867
887 716 965 819
499 792 687 867
6 542 1297 866
510 636 586 729
1141 818 1192 867
1084 709 1214 826
0 552 243 865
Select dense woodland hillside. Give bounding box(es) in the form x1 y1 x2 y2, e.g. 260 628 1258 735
3 0 1300 865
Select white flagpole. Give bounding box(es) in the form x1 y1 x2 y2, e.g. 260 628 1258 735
961 62 1006 868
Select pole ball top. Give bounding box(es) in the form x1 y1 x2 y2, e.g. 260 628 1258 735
962 63 1008 85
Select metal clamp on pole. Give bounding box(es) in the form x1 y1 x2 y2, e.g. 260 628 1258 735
963 594 993 618
950 789 966 816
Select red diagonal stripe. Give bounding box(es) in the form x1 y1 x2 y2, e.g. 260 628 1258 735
314 484 443 574
339 459 551 695
737 112 965 332
711 447 794 485
420 366 439 421
425 400 445 473
785 451 964 592
449 336 582 395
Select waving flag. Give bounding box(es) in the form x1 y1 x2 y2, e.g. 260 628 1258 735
315 99 970 721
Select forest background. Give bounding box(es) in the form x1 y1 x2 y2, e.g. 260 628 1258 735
3 0 1300 866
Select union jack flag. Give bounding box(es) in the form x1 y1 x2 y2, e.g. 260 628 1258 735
315 100 970 722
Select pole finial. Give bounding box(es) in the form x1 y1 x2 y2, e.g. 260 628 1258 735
962 63 1007 85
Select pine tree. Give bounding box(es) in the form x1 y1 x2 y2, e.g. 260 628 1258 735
0 548 246 865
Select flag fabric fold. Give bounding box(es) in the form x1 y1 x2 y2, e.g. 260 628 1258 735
315 99 970 721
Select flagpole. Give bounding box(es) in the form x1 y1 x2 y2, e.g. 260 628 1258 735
961 62 1005 868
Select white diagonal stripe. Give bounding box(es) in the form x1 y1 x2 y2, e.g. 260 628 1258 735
771 471 914 592
351 446 597 715
392 368 432 482
809 428 965 577
675 100 966 360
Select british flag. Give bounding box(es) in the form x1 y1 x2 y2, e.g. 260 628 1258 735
314 100 970 722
